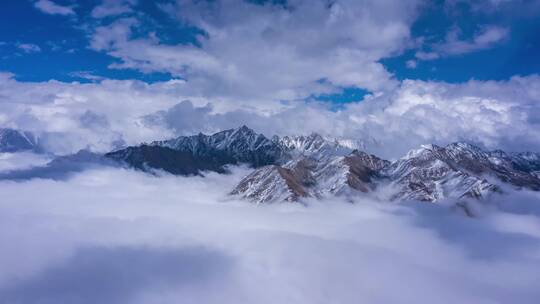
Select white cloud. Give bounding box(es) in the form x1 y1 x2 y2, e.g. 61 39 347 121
406 59 417 69
141 75 540 158
68 71 105 82
0 152 52 172
88 0 423 101
34 0 75 16
415 51 440 61
0 166 538 303
417 25 509 61
91 0 137 18
1 72 540 158
16 43 42 54
436 25 509 56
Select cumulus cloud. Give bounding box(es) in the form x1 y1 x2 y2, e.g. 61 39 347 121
1 72 540 157
88 0 422 101
350 76 540 157
34 0 75 16
0 72 193 154
0 165 539 303
144 76 540 158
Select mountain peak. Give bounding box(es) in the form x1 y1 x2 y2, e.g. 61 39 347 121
307 132 324 140
445 142 484 153
237 125 252 132
0 128 39 153
232 125 257 136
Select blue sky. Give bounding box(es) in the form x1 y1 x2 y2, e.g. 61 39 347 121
384 0 540 83
1 0 540 156
1 0 539 102
0 0 183 82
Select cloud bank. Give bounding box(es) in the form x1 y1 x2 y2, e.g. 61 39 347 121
1 72 539 158
0 164 539 303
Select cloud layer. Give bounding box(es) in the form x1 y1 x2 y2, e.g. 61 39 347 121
0 164 539 303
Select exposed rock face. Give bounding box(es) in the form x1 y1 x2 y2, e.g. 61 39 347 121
231 151 391 203
231 140 540 204
105 145 228 176
384 143 540 203
107 126 360 176
383 146 498 202
4 125 538 206
230 164 312 203
509 152 540 173
99 125 540 204
0 128 39 153
276 133 360 159
154 125 285 168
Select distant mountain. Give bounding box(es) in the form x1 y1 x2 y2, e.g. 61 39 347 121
231 150 390 203
231 140 540 204
385 143 540 202
383 144 498 202
276 133 362 160
153 125 286 167
0 150 110 181
107 126 366 177
97 125 540 205
0 128 39 153
105 145 228 176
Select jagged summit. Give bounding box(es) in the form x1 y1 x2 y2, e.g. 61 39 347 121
152 125 284 168
233 139 540 204
5 125 539 208
277 132 362 159
100 127 540 204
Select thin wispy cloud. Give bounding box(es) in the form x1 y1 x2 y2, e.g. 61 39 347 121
34 0 75 16
16 43 42 54
91 0 137 19
416 25 510 61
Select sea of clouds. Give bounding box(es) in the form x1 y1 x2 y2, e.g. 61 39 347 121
1 154 539 304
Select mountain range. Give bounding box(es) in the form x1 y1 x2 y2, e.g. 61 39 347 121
2 126 540 206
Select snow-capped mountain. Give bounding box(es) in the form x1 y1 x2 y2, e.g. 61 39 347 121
231 150 390 203
0 128 39 153
383 144 498 202
153 125 286 167
108 126 373 177
275 133 361 160
230 135 540 204
105 144 230 176
105 126 286 176
98 125 540 205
